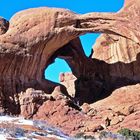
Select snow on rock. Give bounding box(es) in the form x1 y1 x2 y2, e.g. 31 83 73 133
0 115 74 140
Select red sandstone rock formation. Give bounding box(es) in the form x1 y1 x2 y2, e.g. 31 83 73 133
0 7 100 113
30 84 140 136
78 0 140 103
19 88 52 118
90 84 140 133
56 0 140 105
0 0 139 117
32 89 103 136
59 72 76 97
92 0 140 88
0 0 139 136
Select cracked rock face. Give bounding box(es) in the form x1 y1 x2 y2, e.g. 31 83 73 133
0 0 140 113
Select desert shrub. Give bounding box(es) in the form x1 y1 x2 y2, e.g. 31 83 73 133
118 128 140 140
99 131 125 139
75 132 95 139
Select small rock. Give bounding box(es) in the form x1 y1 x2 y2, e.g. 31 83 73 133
110 117 120 125
81 103 91 114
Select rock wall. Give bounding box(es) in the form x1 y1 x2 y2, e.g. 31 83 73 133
90 0 140 92
58 0 140 105
17 84 140 136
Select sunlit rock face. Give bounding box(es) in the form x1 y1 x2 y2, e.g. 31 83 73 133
59 72 77 97
18 85 140 137
58 0 140 104
90 0 140 94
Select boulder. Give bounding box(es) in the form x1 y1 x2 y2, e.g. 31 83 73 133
19 84 140 136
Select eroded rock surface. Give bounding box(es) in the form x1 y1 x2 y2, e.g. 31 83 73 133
59 72 77 97
32 89 104 136
53 0 140 105
95 84 140 133
19 88 52 118
27 84 140 136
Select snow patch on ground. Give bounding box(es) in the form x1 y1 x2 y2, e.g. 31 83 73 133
0 115 33 125
0 134 6 140
0 115 74 140
0 115 19 122
16 119 34 126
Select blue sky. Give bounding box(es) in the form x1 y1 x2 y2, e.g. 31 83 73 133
0 0 124 82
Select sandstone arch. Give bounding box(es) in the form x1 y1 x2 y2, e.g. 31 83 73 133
0 0 140 113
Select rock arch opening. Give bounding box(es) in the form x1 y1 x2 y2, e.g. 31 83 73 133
45 58 71 83
44 33 101 84
80 33 100 57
